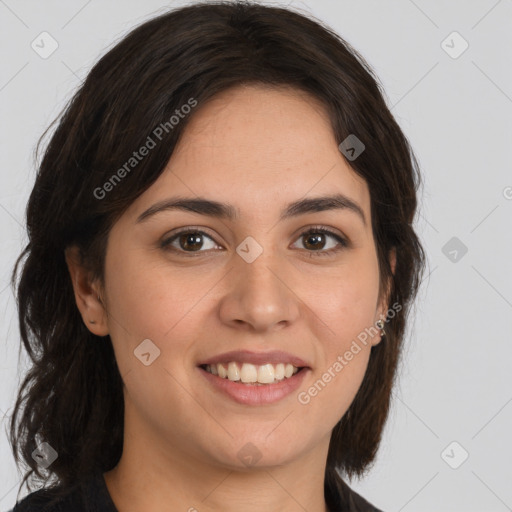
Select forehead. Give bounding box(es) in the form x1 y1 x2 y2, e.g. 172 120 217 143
126 84 370 224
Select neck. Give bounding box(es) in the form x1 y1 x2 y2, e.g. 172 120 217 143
104 410 331 512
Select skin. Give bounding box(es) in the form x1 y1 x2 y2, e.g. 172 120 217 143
66 84 394 512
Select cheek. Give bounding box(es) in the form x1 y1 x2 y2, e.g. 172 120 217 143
294 251 380 417
298 347 371 421
103 253 206 422
297 269 379 427
104 249 202 341
310 252 381 349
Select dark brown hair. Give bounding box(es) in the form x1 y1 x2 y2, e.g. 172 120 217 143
8 0 425 504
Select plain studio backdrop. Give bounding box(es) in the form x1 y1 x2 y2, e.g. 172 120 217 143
0 1 511 511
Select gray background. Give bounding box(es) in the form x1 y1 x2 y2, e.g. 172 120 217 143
1 1 511 510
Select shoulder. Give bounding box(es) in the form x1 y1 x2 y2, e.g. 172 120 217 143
326 469 384 512
8 486 81 512
8 472 117 512
344 484 384 512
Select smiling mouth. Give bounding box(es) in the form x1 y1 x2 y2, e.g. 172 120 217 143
199 361 305 385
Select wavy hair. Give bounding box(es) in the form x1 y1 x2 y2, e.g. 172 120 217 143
8 0 425 505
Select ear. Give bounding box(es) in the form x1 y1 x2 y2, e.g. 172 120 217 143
373 247 397 346
65 246 109 337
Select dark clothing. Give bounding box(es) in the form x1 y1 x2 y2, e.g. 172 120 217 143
9 473 116 512
9 470 382 511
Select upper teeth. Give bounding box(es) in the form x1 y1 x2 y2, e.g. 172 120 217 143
205 362 299 384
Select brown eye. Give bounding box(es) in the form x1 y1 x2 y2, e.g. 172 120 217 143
303 232 327 250
161 230 220 254
292 227 348 257
178 233 204 251
161 226 348 257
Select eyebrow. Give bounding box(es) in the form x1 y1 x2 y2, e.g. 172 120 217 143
136 193 366 226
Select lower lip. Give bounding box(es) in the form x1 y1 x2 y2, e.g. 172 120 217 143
197 366 309 405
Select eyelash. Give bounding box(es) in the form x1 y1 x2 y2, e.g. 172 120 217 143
160 225 349 258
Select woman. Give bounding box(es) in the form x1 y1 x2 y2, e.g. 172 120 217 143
8 1 425 511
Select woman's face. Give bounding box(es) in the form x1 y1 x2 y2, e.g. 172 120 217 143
87 84 387 471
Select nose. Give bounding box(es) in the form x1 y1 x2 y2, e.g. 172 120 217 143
218 247 300 333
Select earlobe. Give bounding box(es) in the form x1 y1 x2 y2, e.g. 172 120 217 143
376 318 386 337
64 246 109 337
371 314 387 347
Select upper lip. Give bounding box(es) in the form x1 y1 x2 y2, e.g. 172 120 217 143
198 350 310 368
